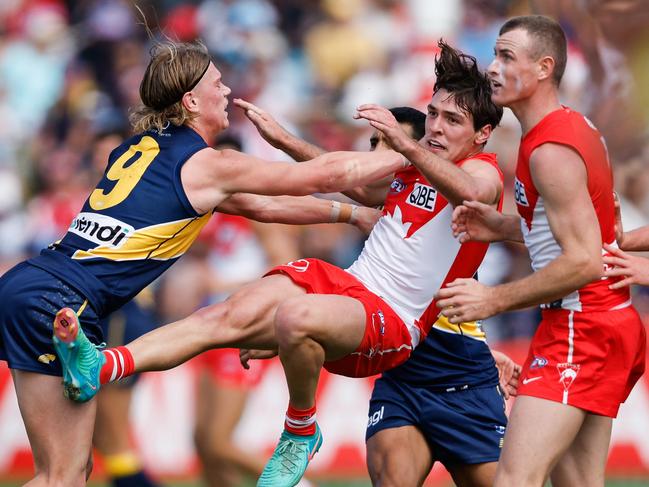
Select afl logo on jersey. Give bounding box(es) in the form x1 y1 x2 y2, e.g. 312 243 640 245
390 178 406 194
514 178 529 207
406 183 437 212
69 212 134 248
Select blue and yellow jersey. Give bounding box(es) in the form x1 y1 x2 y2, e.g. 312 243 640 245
29 123 210 316
384 315 499 390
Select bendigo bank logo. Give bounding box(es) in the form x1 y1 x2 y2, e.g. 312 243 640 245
69 212 134 248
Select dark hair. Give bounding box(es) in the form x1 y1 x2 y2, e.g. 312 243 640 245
499 15 567 85
434 40 503 131
389 107 426 141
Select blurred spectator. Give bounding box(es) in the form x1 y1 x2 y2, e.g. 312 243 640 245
304 0 386 91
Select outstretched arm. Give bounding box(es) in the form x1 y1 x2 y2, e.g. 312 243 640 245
355 104 502 207
216 193 381 235
234 98 325 161
235 98 392 207
182 146 407 214
617 226 649 252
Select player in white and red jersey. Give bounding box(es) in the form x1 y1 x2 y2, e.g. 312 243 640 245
58 40 505 486
244 41 505 485
437 15 646 487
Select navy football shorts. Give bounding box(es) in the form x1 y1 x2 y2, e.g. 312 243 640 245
0 262 102 376
366 375 507 466
98 298 158 387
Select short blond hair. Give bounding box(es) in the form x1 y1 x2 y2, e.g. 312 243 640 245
130 41 211 133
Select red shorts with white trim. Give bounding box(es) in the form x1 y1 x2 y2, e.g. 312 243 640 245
265 258 413 378
194 348 267 389
518 306 646 417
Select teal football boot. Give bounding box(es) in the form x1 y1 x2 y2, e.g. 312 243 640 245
257 423 323 487
52 307 104 402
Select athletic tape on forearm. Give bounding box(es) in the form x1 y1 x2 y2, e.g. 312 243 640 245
330 200 356 223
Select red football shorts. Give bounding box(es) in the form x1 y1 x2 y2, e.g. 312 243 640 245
195 348 267 389
518 306 646 417
265 258 414 378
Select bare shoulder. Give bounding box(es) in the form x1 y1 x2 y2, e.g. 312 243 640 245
184 147 239 178
529 143 588 198
462 157 501 179
462 157 503 205
529 143 584 171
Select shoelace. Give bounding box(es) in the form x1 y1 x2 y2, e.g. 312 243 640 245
276 439 307 474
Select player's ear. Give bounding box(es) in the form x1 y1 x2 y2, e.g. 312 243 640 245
474 124 492 146
537 55 555 82
182 91 199 113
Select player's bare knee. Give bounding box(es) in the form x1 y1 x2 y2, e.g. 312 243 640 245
194 301 248 344
274 298 314 346
193 301 232 329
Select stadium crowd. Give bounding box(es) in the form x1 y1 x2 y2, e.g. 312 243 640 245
1 0 648 333
0 0 648 485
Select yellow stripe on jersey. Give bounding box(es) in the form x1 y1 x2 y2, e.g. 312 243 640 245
433 314 487 341
76 300 88 317
71 213 211 261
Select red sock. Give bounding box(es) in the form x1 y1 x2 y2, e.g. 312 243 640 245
100 346 135 385
284 404 317 436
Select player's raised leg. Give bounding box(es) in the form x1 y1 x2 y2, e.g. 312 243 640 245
13 371 96 486
53 274 306 402
257 294 366 487
494 396 586 487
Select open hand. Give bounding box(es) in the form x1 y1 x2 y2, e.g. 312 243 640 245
603 243 649 288
491 350 521 400
435 278 498 323
452 200 505 243
233 98 288 148
354 104 414 154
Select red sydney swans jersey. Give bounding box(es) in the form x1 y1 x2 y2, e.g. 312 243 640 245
347 152 503 346
514 106 630 312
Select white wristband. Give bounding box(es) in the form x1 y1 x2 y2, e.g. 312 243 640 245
330 201 341 223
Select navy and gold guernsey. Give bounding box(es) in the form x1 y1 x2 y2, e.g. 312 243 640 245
29 123 210 317
366 275 506 467
383 315 499 390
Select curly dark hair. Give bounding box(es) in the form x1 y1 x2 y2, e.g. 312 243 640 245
433 40 503 131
